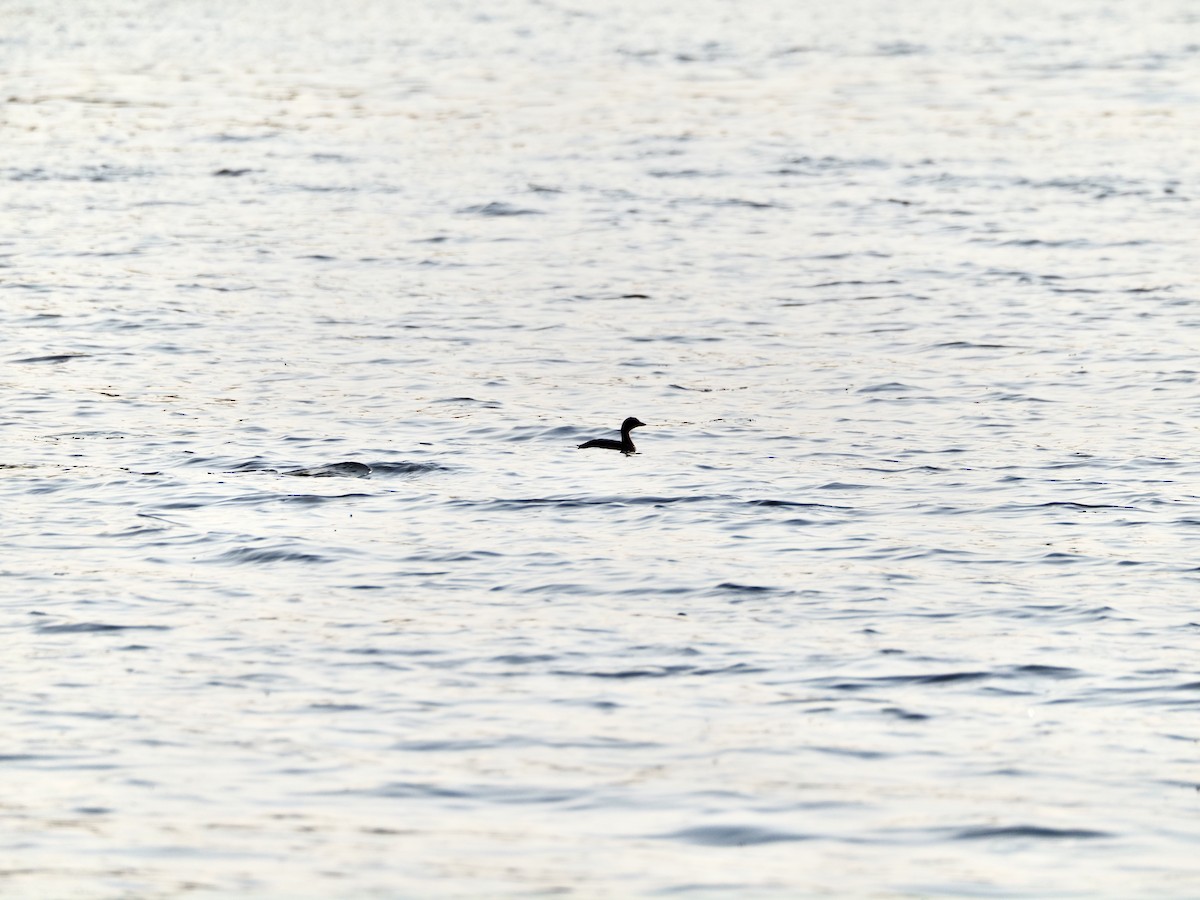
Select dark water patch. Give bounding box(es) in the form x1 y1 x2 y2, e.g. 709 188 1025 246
611 586 693 598
283 462 372 478
1127 284 1176 294
292 184 359 193
630 333 723 344
215 491 309 506
664 825 810 846
1048 682 1200 708
694 663 768 676
35 621 171 634
991 238 1092 248
857 382 920 393
517 582 590 595
502 423 578 442
349 781 578 804
470 495 722 511
7 164 149 182
747 499 850 510
656 883 763 896
396 735 660 753
206 131 279 142
921 205 975 217
213 546 328 565
337 781 462 800
217 457 276 472
998 604 1120 623
392 739 515 752
1016 175 1151 198
811 279 901 289
177 281 255 292
333 660 412 673
432 396 502 407
459 201 542 216
564 290 657 302
859 465 946 474
673 45 734 64
953 825 1110 841
276 492 373 505
773 154 888 176
406 550 502 563
1039 551 1091 564
984 391 1052 403
648 168 725 178
928 341 1012 350
1156 779 1200 791
712 582 779 593
882 707 931 721
712 197 782 209
553 666 697 679
365 461 447 476
813 671 992 691
1011 501 1140 512
10 353 91 364
37 710 134 722
417 257 470 268
1011 665 1083 679
779 293 906 307
812 745 889 760
343 647 444 658
874 41 927 56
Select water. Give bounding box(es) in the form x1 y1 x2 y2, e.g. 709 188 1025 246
4 0 1200 896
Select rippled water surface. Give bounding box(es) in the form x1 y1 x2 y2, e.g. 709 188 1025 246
4 1 1200 896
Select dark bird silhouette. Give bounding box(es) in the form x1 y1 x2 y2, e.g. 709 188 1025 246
577 416 646 454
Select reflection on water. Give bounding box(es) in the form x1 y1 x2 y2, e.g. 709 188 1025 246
4 0 1199 896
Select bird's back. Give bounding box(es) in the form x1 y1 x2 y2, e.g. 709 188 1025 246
578 438 624 450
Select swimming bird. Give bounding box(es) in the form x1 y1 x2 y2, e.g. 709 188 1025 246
577 416 646 453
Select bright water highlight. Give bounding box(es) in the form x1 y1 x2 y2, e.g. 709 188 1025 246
3 0 1200 896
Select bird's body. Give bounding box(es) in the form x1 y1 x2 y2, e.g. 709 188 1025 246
578 416 646 454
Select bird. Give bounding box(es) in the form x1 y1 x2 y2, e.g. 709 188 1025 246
577 416 646 454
